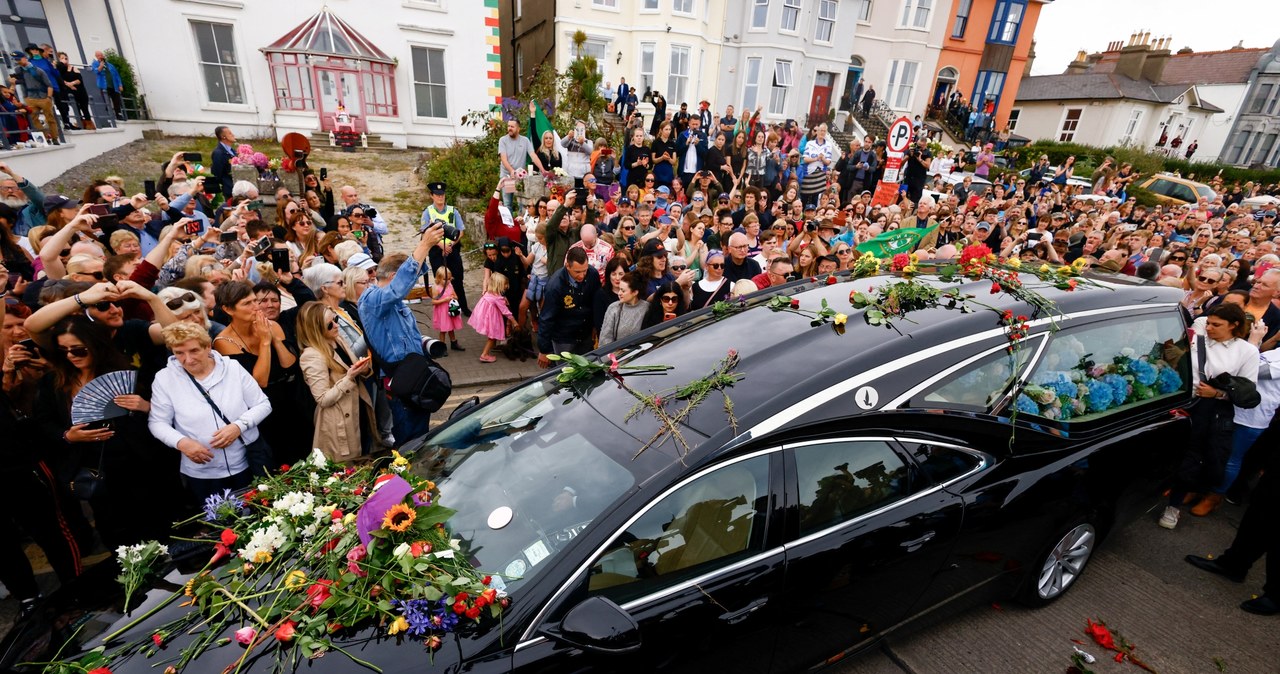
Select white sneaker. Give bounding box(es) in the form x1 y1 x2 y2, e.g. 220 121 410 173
1159 506 1181 529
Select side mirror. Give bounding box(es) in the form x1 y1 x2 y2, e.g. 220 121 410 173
539 596 641 655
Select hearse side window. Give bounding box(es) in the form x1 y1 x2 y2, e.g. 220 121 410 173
901 442 983 484
585 456 770 604
914 343 1035 412
792 441 911 536
1019 314 1189 423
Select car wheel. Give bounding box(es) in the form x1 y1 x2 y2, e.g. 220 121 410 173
1020 520 1096 607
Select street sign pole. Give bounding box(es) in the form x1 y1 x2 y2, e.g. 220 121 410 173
871 115 914 207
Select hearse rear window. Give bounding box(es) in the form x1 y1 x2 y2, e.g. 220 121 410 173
1018 314 1189 423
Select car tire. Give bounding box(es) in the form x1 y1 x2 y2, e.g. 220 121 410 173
1018 519 1097 607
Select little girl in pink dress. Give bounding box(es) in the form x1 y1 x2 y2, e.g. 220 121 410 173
467 272 517 363
430 267 465 352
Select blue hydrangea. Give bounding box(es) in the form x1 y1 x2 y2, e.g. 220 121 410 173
1129 359 1158 386
1015 394 1040 415
1085 379 1114 413
1156 366 1183 395
1102 373 1130 405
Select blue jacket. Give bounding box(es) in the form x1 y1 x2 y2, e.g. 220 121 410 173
211 142 235 197
15 63 52 98
28 56 59 93
359 255 425 368
9 178 46 236
537 265 601 353
92 60 122 92
616 83 630 103
677 129 707 174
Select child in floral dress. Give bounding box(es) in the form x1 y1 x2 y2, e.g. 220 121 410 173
430 267 464 352
468 272 517 363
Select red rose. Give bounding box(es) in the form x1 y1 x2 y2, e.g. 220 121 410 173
1114 652 1126 663
891 253 911 271
152 633 164 647
481 588 498 605
87 669 112 674
353 487 364 496
990 282 1001 294
279 464 291 472
790 298 800 308
1017 315 1027 322
1002 310 1013 320
482 575 492 586
241 489 258 503
1085 619 1117 651
319 537 341 554
330 509 343 521
275 621 297 642
220 529 237 546
826 275 838 285
307 580 335 609
453 602 466 615
465 606 482 620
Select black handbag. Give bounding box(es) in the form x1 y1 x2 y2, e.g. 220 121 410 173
70 444 106 500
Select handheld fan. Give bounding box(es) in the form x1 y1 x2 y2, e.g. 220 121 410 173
71 370 137 425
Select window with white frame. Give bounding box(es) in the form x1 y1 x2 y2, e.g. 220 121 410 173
592 0 618 7
815 0 837 42
857 0 873 21
1227 131 1250 164
751 0 769 28
899 0 932 29
668 45 690 107
885 59 919 109
951 0 971 38
640 43 656 94
571 37 610 75
673 0 695 14
770 59 793 115
410 46 447 118
643 0 659 9
780 0 801 31
191 20 245 104
1007 108 1020 131
1123 108 1143 141
515 47 524 93
1059 108 1082 142
515 0 522 18
1250 83 1274 114
742 57 762 112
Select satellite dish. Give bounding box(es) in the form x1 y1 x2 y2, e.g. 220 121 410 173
281 132 312 169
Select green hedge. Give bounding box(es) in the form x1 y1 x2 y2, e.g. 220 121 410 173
1013 140 1280 185
422 132 501 205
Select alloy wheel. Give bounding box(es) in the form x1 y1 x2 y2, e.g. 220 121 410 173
1037 523 1095 600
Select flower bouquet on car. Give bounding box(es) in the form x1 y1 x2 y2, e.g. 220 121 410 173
32 450 507 674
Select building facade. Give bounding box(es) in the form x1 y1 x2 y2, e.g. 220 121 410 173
1221 39 1280 167
931 0 1048 129
847 0 950 117
19 0 499 149
500 0 556 97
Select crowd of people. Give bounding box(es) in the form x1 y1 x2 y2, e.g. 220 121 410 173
2 93 1280 620
5 44 127 148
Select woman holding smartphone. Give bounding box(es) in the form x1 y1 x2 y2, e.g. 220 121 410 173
295 301 378 460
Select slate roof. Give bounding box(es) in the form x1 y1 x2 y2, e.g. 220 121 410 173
1086 48 1265 85
1015 74 1223 112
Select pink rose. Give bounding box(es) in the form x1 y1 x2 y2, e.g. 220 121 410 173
234 626 256 645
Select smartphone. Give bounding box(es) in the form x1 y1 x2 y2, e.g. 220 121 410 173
88 203 110 216
319 167 327 180
219 230 237 242
574 187 588 204
184 220 201 235
252 235 272 259
270 248 290 273
183 152 202 163
17 338 42 359
204 180 221 196
352 230 364 240
144 179 156 197
83 418 115 431
247 199 263 211
97 214 118 231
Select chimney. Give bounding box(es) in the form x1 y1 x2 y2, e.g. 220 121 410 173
1066 49 1091 75
1023 40 1036 78
1142 36 1172 83
1115 31 1151 81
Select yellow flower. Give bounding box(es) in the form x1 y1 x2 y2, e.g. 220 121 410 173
1006 257 1021 269
391 450 409 468
382 503 417 533
1039 264 1051 273
902 265 918 275
343 513 356 525
833 313 848 326
1072 257 1088 270
387 616 409 635
285 570 307 590
1058 266 1072 275
252 550 272 564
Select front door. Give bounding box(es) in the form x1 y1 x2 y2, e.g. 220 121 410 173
316 68 364 132
513 452 786 673
809 72 835 124
841 67 863 110
776 438 964 668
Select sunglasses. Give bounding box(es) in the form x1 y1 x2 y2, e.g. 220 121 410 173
59 346 90 358
1170 256 1187 261
1198 275 1220 283
693 197 705 202
645 177 655 182
325 319 337 330
164 291 198 310
660 295 679 302
671 265 688 271
92 300 118 312
706 262 724 269
59 248 71 257
836 249 852 255
621 225 636 231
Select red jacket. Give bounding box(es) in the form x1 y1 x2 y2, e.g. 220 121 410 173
485 196 525 245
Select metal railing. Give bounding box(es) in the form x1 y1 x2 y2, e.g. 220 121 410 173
2 61 149 151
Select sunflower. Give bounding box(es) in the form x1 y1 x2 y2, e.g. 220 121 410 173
383 503 416 532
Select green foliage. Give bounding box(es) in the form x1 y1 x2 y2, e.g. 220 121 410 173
1016 139 1280 185
422 134 500 202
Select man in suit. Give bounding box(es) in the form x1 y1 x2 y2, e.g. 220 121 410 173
678 115 708 188
615 78 632 119
211 125 236 198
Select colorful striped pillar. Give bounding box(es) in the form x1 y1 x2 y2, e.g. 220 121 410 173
485 0 502 104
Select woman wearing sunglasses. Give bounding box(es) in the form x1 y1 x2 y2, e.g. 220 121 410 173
690 250 732 310
296 301 378 461
641 281 689 330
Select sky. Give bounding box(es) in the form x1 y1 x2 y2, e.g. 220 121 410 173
1031 0 1278 76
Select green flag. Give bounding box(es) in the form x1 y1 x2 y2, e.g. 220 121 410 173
531 101 554 145
855 225 937 257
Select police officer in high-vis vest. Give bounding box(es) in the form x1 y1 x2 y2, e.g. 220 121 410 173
421 182 470 316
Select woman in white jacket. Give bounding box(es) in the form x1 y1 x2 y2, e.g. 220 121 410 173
148 322 272 501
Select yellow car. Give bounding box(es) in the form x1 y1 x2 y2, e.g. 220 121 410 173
1138 174 1216 205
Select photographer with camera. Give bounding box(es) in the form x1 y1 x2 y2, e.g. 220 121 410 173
422 182 470 318
903 136 932 205
358 222 445 442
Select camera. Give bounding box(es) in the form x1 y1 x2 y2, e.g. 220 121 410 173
364 206 378 219
805 221 816 232
421 337 448 359
421 218 459 240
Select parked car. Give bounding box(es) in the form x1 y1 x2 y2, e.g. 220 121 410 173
1019 167 1092 191
1139 173 1216 205
1240 194 1280 211
2 273 1191 674
924 171 992 203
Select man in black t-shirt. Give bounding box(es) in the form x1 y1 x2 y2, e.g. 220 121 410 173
903 137 932 204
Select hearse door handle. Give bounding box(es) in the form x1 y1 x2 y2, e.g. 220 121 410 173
900 531 936 551
718 597 768 624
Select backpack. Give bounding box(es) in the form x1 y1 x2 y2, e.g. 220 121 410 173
594 154 617 184
387 353 453 414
